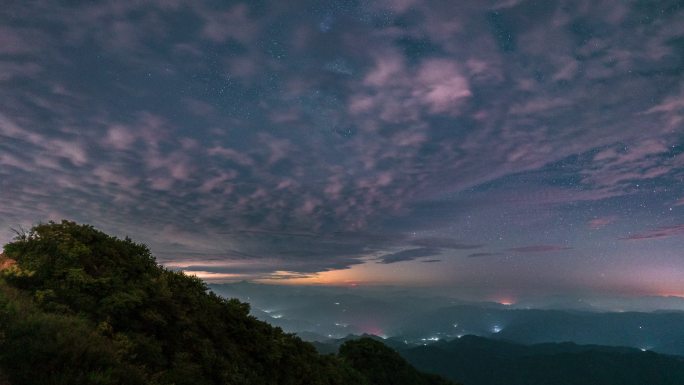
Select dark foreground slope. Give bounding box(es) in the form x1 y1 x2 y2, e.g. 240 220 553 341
401 335 684 385
340 338 453 385
0 221 455 385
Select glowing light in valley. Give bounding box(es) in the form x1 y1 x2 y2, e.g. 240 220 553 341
494 296 516 306
361 325 384 336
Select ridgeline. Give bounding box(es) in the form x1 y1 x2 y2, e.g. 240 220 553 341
0 220 456 385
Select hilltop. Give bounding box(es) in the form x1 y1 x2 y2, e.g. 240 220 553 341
312 334 684 385
400 336 684 385
0 220 455 385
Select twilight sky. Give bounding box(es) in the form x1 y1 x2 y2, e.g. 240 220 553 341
1 0 684 300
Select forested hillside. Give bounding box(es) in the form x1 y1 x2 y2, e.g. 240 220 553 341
312 333 684 385
400 335 684 385
0 221 455 385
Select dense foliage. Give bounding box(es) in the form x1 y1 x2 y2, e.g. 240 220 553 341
0 221 454 385
339 338 456 385
400 335 684 385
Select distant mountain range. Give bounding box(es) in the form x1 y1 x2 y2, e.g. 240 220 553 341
210 282 684 356
397 305 684 356
4 222 684 385
314 334 684 385
403 335 684 385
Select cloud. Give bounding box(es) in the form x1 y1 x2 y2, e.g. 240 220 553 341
104 125 137 151
508 245 572 253
621 224 684 241
350 54 471 123
409 237 482 250
588 216 617 230
581 140 675 190
0 26 46 55
467 252 503 258
198 4 258 44
378 248 441 264
1 0 683 283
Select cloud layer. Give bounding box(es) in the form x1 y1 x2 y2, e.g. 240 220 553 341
1 0 683 291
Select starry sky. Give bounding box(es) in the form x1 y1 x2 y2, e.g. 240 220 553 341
1 0 684 301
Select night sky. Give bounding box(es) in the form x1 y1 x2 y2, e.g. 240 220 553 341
2 0 684 302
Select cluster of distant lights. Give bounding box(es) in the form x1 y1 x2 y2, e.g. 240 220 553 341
414 322 504 344
262 309 284 319
261 303 660 354
453 321 503 334
262 308 654 353
277 311 655 354
263 299 508 345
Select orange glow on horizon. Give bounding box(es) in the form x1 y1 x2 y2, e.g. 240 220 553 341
254 259 450 286
182 270 244 280
255 267 373 286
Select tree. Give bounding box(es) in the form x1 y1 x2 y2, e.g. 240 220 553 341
339 338 457 385
0 220 449 384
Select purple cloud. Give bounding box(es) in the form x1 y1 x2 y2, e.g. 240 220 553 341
508 245 572 253
409 237 482 250
0 0 682 285
378 248 442 264
588 216 617 230
621 225 684 241
467 252 503 258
